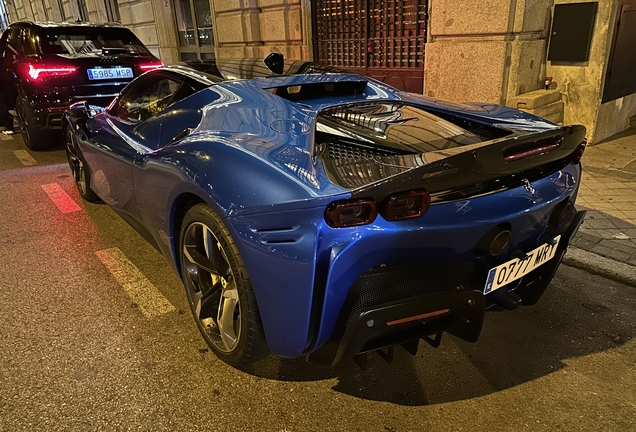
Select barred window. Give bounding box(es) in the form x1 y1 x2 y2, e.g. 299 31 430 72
56 0 65 20
41 0 50 21
14 0 28 20
105 0 120 22
173 0 214 61
77 0 89 21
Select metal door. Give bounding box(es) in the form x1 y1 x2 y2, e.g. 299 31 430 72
312 0 428 93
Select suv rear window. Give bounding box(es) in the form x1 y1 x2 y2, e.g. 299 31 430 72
39 28 150 56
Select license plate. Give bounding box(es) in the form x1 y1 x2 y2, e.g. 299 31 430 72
484 236 561 294
87 67 133 80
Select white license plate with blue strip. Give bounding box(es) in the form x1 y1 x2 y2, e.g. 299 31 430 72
484 236 561 294
87 67 133 80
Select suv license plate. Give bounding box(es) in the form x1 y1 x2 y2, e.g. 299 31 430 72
484 236 561 294
87 67 133 80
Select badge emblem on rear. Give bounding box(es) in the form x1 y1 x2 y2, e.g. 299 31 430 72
523 179 536 195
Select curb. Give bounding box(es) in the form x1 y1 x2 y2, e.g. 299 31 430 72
563 246 636 288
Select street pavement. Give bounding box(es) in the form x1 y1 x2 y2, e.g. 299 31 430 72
0 131 635 431
564 127 636 285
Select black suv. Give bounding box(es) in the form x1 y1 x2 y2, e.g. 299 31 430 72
0 21 162 150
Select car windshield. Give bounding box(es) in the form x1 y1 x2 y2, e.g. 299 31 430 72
39 28 150 56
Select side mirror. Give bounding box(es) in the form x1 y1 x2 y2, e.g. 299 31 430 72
263 52 284 75
66 101 89 123
68 101 105 121
66 101 102 138
67 101 90 123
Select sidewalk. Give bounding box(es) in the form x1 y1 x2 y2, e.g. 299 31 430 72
565 127 636 284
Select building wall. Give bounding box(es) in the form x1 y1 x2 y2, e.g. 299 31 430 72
2 0 633 142
591 1 636 143
595 94 636 142
423 0 552 105
2 0 313 62
545 0 636 143
546 0 619 143
119 0 160 57
423 0 635 143
212 0 310 60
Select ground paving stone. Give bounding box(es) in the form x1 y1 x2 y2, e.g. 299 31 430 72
609 249 633 262
615 243 636 254
590 244 612 257
571 129 636 268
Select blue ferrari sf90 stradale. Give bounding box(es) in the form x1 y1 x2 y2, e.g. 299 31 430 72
64 56 586 368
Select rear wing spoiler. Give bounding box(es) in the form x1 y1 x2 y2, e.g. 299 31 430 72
322 125 586 203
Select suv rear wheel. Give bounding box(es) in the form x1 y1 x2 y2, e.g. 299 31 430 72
16 97 55 151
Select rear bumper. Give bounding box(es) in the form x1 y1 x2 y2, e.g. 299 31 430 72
307 290 485 366
31 106 68 130
228 163 583 359
30 94 116 130
308 209 585 366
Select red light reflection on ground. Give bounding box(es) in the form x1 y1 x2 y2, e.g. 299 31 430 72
41 183 82 213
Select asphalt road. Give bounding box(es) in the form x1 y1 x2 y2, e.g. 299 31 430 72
1 134 635 432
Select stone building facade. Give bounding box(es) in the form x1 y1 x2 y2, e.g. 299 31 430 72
2 0 634 143
424 0 635 143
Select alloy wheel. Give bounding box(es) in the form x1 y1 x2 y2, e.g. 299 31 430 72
182 221 241 353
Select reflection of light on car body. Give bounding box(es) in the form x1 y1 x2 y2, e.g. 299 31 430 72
62 61 588 369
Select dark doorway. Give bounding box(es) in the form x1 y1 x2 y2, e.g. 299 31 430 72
602 1 636 103
312 0 428 94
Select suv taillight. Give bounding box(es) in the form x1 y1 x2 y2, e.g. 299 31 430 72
27 63 77 80
137 61 164 72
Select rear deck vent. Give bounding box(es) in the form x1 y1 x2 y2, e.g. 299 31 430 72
317 137 408 160
265 81 367 102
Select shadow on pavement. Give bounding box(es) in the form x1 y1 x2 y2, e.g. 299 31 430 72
242 265 635 406
594 127 636 146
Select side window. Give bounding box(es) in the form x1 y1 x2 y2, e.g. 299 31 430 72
22 29 38 56
0 31 8 60
113 75 194 123
6 28 21 57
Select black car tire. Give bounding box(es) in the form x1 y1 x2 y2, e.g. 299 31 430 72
16 97 54 151
65 127 100 202
180 204 269 367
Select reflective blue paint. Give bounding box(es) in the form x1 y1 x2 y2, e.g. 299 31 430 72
67 69 583 358
224 164 580 357
311 164 580 349
398 92 561 130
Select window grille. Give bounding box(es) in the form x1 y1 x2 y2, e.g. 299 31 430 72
77 0 89 21
104 0 120 22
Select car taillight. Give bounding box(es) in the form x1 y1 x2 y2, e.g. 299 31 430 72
27 64 77 80
325 199 378 228
571 138 587 164
137 61 164 72
382 190 431 221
